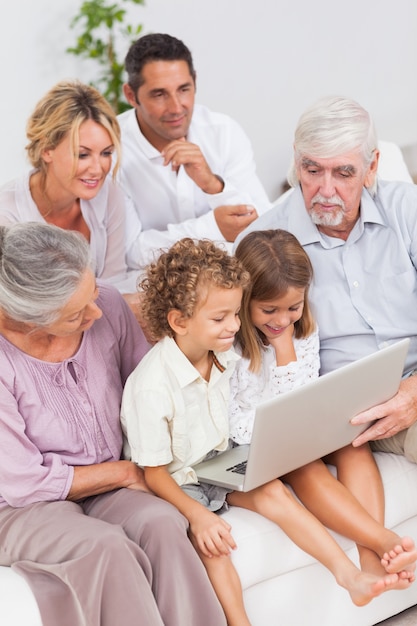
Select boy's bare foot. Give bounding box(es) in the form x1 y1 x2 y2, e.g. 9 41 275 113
349 571 401 607
381 536 417 575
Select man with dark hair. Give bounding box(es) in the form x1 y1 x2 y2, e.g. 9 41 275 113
124 32 196 93
118 33 270 269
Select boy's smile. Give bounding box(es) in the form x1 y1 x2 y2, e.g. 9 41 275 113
174 285 242 368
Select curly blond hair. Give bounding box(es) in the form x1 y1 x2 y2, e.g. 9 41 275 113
140 238 250 341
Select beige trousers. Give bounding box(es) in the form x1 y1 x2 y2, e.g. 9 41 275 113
0 488 226 626
371 422 417 463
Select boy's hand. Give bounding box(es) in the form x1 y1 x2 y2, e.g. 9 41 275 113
189 507 236 558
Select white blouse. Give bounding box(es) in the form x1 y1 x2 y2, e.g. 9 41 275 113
0 171 135 292
229 329 320 445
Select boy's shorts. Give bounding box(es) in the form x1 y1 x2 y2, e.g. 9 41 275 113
182 482 233 513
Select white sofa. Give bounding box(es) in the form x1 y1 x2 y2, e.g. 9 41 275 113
2 144 415 625
226 451 417 626
2 451 417 626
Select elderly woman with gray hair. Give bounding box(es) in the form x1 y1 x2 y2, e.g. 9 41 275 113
0 222 226 626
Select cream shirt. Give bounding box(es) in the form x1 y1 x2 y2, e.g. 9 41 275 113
121 336 239 486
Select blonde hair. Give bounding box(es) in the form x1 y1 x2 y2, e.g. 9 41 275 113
140 238 250 341
26 80 121 181
235 229 315 372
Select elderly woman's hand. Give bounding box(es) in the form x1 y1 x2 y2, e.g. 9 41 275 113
67 460 153 501
124 461 153 493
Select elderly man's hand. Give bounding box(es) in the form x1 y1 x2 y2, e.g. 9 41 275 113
351 375 417 447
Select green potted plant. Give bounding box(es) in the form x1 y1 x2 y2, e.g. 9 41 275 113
67 0 145 113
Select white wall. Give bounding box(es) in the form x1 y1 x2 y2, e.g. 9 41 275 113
1 0 417 199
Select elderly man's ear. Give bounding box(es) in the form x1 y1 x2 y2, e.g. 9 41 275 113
364 149 380 188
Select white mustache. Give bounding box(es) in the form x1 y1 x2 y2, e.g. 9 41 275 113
311 194 345 209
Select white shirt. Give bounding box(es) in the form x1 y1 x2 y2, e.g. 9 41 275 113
117 104 271 269
121 336 239 486
237 181 417 375
0 171 137 293
229 330 320 445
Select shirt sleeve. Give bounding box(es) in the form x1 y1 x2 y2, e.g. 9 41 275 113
0 183 19 225
121 371 174 467
228 355 264 445
94 182 132 291
0 379 74 508
267 329 320 395
125 194 228 270
121 108 271 270
203 116 271 216
97 282 150 383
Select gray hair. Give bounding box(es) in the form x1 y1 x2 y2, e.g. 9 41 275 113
0 222 93 326
287 95 379 195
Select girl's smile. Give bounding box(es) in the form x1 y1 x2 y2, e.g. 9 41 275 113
264 323 286 336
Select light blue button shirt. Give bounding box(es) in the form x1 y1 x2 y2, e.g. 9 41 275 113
236 180 417 375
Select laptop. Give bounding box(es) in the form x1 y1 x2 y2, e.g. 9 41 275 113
194 338 410 492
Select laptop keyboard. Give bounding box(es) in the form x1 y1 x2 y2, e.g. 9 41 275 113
226 461 247 475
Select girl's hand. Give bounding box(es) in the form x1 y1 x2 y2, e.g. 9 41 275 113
268 323 297 366
189 507 236 558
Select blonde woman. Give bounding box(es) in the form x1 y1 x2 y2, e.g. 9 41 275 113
0 80 136 292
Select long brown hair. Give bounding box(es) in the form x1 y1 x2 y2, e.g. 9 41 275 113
235 229 315 372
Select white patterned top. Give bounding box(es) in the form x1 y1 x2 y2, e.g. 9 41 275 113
229 328 320 445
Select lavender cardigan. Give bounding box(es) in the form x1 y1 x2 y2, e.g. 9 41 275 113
0 283 149 509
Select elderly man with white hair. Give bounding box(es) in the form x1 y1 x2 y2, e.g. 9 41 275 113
235 95 417 464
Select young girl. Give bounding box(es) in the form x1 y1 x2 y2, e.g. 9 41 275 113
231 228 416 584
121 237 413 626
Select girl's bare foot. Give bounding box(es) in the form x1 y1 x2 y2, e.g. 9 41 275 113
381 536 417 576
349 571 401 607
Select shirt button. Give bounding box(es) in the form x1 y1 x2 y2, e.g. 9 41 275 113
353 281 359 288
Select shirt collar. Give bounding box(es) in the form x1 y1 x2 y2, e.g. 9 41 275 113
162 336 239 388
360 186 386 227
127 109 163 161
